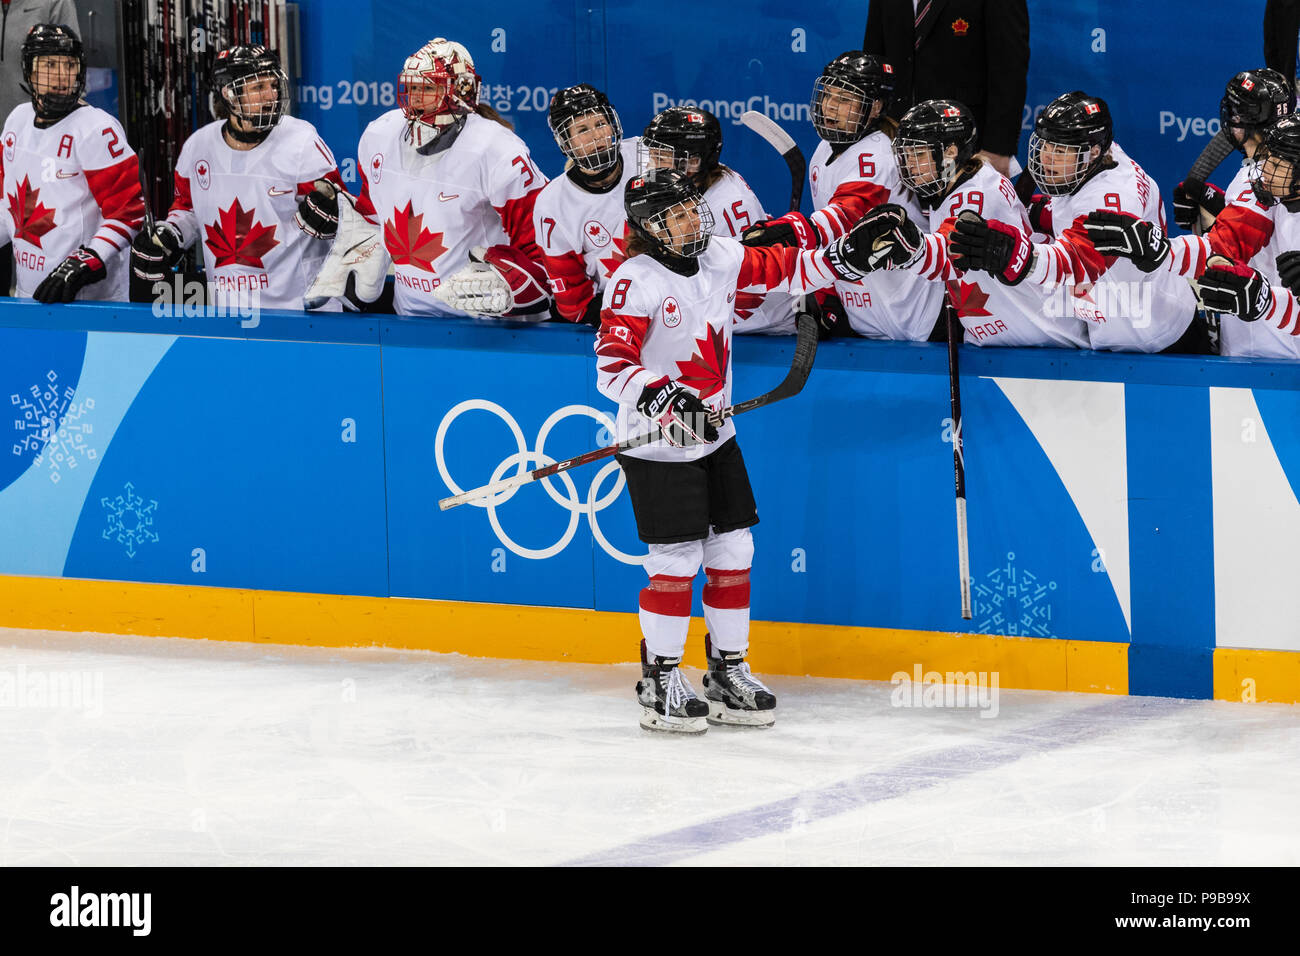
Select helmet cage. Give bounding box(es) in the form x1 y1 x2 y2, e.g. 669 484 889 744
22 25 86 120
220 67 289 131
894 137 957 199
630 193 715 259
811 76 875 143
397 40 480 148
1250 141 1300 206
1027 132 1099 196
551 104 623 172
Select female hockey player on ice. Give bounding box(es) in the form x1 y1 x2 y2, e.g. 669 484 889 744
531 84 640 328
128 44 346 312
352 38 551 319
638 106 798 334
942 92 1202 352
2 24 145 303
1088 114 1300 359
741 51 944 341
598 167 902 733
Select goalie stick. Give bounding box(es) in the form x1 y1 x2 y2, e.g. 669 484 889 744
438 311 820 511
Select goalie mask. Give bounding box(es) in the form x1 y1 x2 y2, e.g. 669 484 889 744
548 84 623 173
1027 91 1113 197
21 23 85 122
1250 114 1300 209
811 51 895 144
398 38 480 151
638 108 722 186
211 45 289 138
1221 69 1293 156
893 99 978 206
625 168 715 266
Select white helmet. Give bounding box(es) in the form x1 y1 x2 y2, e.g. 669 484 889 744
398 38 480 149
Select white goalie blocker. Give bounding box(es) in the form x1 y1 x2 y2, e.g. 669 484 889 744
302 180 390 311
432 244 551 318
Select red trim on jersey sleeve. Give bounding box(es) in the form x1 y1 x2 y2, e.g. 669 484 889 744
355 169 378 222
810 179 892 243
494 188 545 266
84 155 146 230
596 307 655 400
736 245 838 295
1209 204 1274 264
171 172 194 213
543 250 595 321
295 168 347 198
1053 214 1109 286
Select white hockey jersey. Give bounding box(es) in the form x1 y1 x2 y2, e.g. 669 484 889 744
704 168 798 335
1155 162 1300 358
1 102 144 300
1020 143 1194 352
809 131 941 340
166 116 341 311
356 110 548 317
533 138 640 322
901 162 1088 347
596 238 839 462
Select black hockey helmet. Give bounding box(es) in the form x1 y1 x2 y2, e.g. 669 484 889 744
548 84 623 173
1250 113 1300 207
211 45 289 133
1221 69 1293 155
21 23 85 121
639 108 723 185
625 167 715 262
1027 91 1113 196
811 51 896 144
892 99 978 204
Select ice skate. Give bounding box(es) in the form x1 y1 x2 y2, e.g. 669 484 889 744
635 640 709 734
701 635 776 727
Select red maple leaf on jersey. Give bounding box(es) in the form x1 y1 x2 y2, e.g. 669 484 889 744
665 300 677 316
384 201 448 272
7 176 58 247
599 233 629 278
587 224 602 238
204 199 280 267
675 322 729 400
946 279 992 318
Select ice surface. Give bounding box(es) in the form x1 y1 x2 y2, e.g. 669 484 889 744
0 627 1297 866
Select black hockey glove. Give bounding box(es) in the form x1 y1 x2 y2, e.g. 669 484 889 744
1082 211 1170 273
949 210 1033 285
636 377 719 448
741 211 817 249
1194 257 1273 321
33 247 106 304
578 295 604 329
1172 179 1225 232
826 203 920 280
129 222 185 301
295 179 340 240
1276 251 1300 297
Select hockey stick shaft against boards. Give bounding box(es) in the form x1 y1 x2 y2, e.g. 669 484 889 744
438 312 820 511
944 301 973 620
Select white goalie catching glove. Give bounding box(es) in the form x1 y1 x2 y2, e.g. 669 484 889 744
301 179 390 311
432 245 551 318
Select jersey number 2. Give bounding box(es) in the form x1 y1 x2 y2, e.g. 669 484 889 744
102 127 124 159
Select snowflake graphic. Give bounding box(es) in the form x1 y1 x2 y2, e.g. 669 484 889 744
972 551 1058 637
11 369 96 484
101 481 159 558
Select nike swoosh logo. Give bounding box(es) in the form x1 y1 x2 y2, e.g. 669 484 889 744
268 186 294 197
55 170 79 179
438 192 459 202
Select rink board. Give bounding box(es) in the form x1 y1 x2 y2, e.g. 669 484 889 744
0 301 1298 703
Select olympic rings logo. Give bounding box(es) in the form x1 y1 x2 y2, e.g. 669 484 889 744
435 400 646 565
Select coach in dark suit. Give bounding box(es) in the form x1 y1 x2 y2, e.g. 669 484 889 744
1264 0 1300 94
864 0 1029 176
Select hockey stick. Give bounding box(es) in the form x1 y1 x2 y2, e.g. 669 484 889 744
740 110 805 213
1186 130 1236 237
944 300 973 620
438 311 820 511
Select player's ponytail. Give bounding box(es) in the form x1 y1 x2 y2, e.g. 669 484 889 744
878 115 899 140
475 103 514 131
